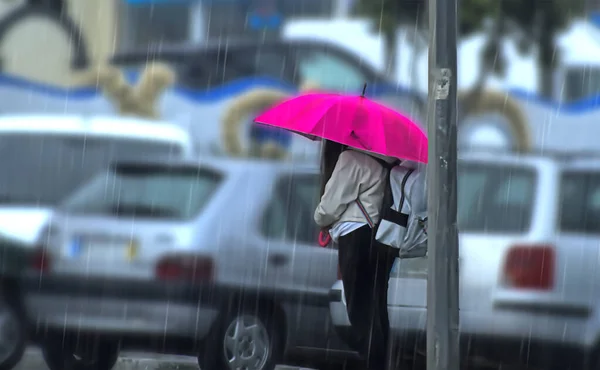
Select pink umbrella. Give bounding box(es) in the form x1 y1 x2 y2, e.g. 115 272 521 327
254 85 428 163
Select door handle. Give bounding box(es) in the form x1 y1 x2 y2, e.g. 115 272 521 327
269 253 288 266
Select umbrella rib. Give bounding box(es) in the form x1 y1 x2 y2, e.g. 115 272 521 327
290 94 340 127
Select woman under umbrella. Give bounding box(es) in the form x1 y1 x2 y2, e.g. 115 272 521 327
316 140 399 370
254 84 427 370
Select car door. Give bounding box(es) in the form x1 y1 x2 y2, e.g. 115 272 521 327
388 257 428 335
257 171 340 349
259 172 337 292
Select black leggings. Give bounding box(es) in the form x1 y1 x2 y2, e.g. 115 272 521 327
338 225 396 370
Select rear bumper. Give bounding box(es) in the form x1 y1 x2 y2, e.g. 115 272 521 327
460 308 592 369
21 273 220 339
329 286 594 368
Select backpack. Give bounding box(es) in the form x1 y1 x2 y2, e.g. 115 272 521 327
356 159 428 259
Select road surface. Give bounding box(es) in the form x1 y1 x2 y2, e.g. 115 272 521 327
15 347 313 370
15 347 200 370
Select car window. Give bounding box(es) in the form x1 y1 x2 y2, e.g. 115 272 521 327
564 66 600 103
60 165 221 220
493 175 532 205
591 188 600 208
190 49 293 86
296 50 367 92
118 2 192 51
0 134 182 206
559 171 600 233
118 48 296 89
458 163 537 233
261 173 320 244
457 170 487 217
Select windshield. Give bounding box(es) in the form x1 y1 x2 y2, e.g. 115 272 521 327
60 165 222 220
458 163 537 233
118 50 295 88
116 47 375 89
0 134 183 206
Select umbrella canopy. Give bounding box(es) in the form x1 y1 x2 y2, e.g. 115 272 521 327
254 87 427 163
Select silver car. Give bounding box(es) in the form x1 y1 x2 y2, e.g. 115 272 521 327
330 152 593 370
22 157 353 370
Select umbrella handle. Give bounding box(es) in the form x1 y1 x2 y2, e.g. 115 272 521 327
318 230 331 247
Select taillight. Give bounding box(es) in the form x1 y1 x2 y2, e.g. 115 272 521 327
156 254 214 282
31 248 51 271
503 244 555 290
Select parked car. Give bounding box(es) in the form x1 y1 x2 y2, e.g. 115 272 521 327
0 114 194 245
0 115 192 370
22 157 353 370
0 233 31 370
329 151 599 370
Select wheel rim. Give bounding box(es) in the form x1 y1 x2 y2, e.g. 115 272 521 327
223 315 270 370
0 304 20 364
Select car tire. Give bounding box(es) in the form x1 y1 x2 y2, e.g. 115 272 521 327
0 299 26 370
199 306 283 370
41 335 119 370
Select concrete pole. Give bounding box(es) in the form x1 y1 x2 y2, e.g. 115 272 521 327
425 0 460 369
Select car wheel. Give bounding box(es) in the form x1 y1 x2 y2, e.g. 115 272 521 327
41 335 119 370
0 300 25 370
200 308 283 370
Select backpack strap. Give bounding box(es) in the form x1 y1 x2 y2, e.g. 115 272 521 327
353 151 398 228
398 169 414 210
380 169 414 227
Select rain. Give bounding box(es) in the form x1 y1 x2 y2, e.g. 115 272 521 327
0 0 595 370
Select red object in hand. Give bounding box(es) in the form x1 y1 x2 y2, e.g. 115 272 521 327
318 230 331 247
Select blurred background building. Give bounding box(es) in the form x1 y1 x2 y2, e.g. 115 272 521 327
0 0 355 86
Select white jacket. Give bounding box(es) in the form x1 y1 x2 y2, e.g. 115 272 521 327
314 149 395 229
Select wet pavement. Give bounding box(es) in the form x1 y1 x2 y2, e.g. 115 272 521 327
16 347 200 370
15 347 315 370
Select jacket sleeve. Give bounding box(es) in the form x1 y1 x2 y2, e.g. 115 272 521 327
314 152 361 228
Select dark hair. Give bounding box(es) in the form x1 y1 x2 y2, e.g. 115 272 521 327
319 140 346 198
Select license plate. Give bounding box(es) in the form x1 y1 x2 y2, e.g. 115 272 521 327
65 237 136 260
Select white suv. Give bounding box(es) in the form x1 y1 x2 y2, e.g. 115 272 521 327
330 151 600 370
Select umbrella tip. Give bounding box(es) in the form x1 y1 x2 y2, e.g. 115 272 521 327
361 83 367 97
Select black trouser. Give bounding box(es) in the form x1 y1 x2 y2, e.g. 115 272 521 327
338 225 396 370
